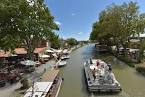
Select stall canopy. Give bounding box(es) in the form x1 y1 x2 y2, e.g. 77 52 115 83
56 50 62 53
40 55 50 58
63 49 69 53
46 49 54 53
20 60 36 66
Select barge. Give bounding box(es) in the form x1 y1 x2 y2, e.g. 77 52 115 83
84 59 122 92
24 69 63 97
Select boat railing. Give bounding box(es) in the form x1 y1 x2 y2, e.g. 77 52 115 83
47 76 62 97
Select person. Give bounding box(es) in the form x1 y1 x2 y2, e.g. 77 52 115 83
90 58 93 64
92 68 96 81
44 68 46 72
96 60 100 66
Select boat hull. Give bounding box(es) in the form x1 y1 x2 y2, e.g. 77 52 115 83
84 60 122 92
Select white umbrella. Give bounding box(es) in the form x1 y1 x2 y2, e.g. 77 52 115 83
46 49 54 53
40 55 50 58
56 50 62 53
20 60 36 66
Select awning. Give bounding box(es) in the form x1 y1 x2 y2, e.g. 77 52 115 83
55 50 62 53
129 49 139 52
46 49 54 53
40 55 50 58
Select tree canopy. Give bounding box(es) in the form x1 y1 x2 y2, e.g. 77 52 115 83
90 1 145 57
66 38 79 47
0 0 59 59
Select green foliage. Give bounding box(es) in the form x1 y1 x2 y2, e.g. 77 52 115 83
90 1 145 58
138 39 145 62
0 0 59 59
49 32 61 49
136 66 145 76
20 77 29 89
67 38 78 47
117 56 135 67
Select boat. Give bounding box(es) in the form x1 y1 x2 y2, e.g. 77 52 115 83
57 58 67 67
61 49 70 59
61 54 70 60
84 59 122 92
95 43 108 53
24 69 63 97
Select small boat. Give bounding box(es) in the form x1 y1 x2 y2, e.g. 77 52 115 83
57 58 67 67
61 49 70 59
84 59 122 92
61 54 70 59
24 69 63 97
58 59 67 67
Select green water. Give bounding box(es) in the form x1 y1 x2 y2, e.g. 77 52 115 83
58 44 145 97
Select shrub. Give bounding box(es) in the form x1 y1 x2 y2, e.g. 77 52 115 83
117 56 135 67
20 77 29 89
136 66 145 76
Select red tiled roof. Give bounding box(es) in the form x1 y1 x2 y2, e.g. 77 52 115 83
0 47 46 57
0 50 11 57
34 47 46 53
14 47 46 54
14 48 27 54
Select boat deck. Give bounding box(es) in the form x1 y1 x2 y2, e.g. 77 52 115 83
84 60 122 92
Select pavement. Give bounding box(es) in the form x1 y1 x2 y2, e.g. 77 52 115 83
0 59 56 97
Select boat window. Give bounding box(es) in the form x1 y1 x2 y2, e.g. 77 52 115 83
35 95 38 97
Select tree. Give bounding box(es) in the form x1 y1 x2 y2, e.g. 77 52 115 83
90 1 145 56
49 32 61 49
18 0 58 60
67 38 78 47
20 77 29 89
0 0 22 51
0 0 59 60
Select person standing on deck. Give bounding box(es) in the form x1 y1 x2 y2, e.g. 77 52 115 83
92 68 96 81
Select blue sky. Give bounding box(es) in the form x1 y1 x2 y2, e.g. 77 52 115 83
45 0 145 40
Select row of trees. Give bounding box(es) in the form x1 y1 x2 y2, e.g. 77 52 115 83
66 38 79 48
0 0 59 60
90 1 145 61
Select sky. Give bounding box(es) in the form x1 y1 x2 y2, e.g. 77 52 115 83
45 0 145 41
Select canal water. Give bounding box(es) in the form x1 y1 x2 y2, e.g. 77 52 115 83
58 44 145 97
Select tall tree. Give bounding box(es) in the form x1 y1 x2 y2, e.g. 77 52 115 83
67 38 78 47
90 1 145 56
0 0 59 60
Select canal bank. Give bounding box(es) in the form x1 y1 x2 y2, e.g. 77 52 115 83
58 44 145 97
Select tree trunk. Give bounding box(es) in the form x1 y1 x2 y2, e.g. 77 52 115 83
25 38 35 61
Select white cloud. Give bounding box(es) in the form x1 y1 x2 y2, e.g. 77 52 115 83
71 13 76 16
55 21 62 26
78 32 83 35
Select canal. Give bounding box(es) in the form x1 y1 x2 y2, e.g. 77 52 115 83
58 44 145 97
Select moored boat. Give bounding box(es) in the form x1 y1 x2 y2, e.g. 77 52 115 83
24 69 63 97
84 59 122 92
56 58 67 67
61 49 70 59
